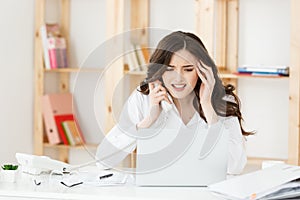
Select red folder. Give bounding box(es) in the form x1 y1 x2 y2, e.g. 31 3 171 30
54 114 74 145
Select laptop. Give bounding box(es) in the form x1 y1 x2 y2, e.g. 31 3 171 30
135 120 229 186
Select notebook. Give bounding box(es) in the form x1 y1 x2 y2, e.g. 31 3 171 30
135 121 229 186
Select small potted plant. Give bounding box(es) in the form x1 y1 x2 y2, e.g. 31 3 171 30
1 164 19 182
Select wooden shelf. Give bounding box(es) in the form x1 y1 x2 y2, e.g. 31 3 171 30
219 73 238 79
237 74 289 79
43 143 98 149
125 70 289 79
44 68 103 73
220 72 289 79
125 70 147 75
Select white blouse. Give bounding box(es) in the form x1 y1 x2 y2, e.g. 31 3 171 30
96 89 247 175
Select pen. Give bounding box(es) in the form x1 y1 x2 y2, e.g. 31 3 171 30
60 181 83 188
99 173 113 180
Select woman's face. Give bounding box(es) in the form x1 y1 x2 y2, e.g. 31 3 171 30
162 49 198 99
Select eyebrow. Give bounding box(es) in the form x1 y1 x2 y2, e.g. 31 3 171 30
168 64 194 68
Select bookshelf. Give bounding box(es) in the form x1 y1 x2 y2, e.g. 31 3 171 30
33 0 148 163
34 0 105 162
198 0 299 166
288 0 300 165
44 68 103 73
34 0 78 162
34 0 300 166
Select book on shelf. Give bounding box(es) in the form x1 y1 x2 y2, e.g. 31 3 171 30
55 37 68 68
41 93 85 146
237 65 289 76
135 44 147 71
61 120 85 146
54 114 85 146
40 23 68 69
233 72 287 77
125 51 139 71
47 37 57 69
61 120 75 145
40 25 51 69
125 44 149 72
141 45 150 65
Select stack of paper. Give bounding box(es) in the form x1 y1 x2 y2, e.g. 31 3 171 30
209 164 300 200
237 65 289 76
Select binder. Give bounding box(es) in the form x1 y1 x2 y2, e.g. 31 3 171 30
54 114 74 145
41 93 73 144
209 164 300 200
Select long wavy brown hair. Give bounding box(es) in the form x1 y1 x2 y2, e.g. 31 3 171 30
138 31 252 136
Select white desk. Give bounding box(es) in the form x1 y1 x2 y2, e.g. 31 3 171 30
0 173 224 200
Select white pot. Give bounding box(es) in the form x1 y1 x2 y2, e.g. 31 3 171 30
1 169 18 183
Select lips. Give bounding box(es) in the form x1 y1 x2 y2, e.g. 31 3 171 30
171 84 186 91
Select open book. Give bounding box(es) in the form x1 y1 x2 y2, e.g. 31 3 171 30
209 164 300 200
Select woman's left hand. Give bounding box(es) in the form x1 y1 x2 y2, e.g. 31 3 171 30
195 61 218 124
195 61 215 104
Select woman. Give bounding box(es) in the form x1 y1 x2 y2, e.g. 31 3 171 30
96 31 252 175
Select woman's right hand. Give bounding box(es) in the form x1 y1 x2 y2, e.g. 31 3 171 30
137 81 172 129
149 81 171 107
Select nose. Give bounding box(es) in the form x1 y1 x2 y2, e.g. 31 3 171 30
174 70 184 82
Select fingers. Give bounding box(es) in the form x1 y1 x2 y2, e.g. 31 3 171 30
156 95 168 103
196 61 215 85
149 82 155 91
149 81 166 93
196 66 208 85
197 62 211 81
154 90 166 97
149 81 172 105
154 91 172 104
149 80 162 92
154 89 171 104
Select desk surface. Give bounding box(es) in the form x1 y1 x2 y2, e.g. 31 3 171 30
0 173 224 200
0 183 223 200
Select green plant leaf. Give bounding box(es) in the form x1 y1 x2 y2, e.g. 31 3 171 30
1 164 18 170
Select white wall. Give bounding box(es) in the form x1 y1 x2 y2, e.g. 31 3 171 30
0 0 35 164
238 0 290 159
0 0 291 165
149 0 195 47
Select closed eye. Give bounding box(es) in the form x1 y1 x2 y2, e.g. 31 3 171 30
184 68 194 72
183 64 194 72
166 65 194 71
